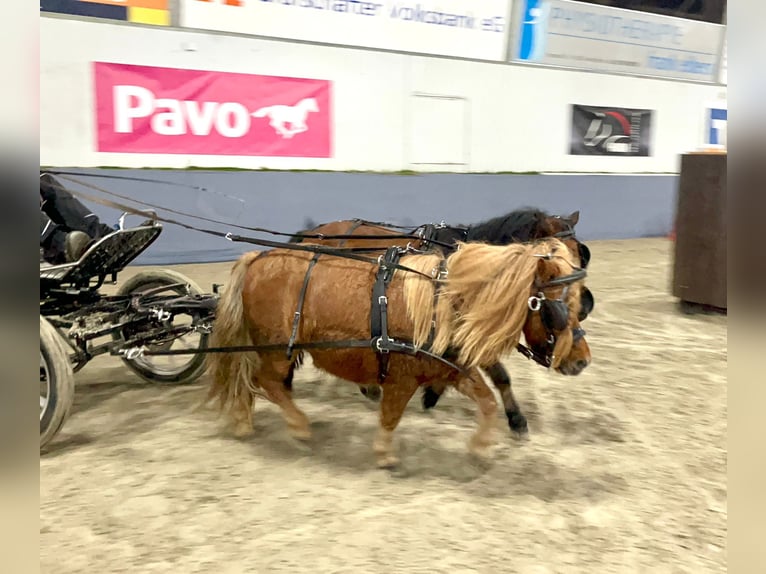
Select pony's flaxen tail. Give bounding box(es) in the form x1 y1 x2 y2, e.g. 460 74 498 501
204 251 262 432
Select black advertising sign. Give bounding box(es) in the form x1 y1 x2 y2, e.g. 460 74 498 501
569 104 653 156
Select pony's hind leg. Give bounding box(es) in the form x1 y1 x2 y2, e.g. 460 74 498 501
231 386 256 438
485 362 528 438
374 378 420 469
258 355 312 440
455 371 499 459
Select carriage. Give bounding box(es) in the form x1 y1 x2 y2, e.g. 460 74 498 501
39 217 219 448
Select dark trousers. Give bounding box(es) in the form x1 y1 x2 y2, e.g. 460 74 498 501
40 173 113 263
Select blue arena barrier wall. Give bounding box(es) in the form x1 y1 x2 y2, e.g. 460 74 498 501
51 169 678 265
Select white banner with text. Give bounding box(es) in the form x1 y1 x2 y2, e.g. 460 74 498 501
512 0 724 82
180 0 511 61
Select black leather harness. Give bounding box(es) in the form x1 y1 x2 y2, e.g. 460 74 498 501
426 259 448 349
286 241 456 383
370 246 405 382
286 219 366 359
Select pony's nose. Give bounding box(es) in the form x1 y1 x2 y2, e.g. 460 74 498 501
576 359 590 371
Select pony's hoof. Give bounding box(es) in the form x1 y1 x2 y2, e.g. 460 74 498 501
376 454 400 469
288 426 312 442
468 436 495 460
508 413 529 439
232 422 255 438
421 387 441 410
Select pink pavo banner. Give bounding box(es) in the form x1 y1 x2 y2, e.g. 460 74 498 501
93 62 332 157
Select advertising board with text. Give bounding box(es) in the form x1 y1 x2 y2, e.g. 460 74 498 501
94 62 333 157
513 0 724 82
180 0 511 61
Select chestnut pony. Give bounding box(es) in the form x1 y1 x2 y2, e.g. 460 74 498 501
205 237 591 468
287 208 592 436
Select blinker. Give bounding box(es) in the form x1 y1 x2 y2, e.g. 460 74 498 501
528 290 570 332
578 242 591 269
541 298 570 332
578 286 594 322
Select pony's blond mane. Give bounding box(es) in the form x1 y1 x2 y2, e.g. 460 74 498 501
403 238 581 368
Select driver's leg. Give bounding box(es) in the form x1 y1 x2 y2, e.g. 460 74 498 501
40 174 113 240
40 210 92 264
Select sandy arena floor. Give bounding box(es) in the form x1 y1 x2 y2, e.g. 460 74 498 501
40 238 727 573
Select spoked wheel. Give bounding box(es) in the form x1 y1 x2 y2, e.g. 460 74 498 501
40 315 75 449
114 269 210 385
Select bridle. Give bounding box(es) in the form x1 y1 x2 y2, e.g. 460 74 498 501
417 217 593 369
551 216 591 270
517 263 588 369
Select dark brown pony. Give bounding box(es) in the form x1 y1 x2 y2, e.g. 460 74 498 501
205 238 590 468
287 208 592 436
289 209 585 255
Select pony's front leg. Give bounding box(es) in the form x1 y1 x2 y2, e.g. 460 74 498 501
484 362 529 438
373 377 419 468
455 371 499 459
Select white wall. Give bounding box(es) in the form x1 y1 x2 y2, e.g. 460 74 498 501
40 15 727 173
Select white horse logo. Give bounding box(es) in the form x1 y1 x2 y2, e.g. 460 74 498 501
252 97 320 139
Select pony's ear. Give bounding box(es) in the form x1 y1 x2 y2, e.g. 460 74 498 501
566 211 580 226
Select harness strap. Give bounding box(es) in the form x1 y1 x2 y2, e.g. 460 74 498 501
375 295 391 382
426 259 448 349
417 224 436 249
286 219 366 360
515 343 550 368
344 219 367 237
370 246 402 383
122 336 474 378
286 252 321 359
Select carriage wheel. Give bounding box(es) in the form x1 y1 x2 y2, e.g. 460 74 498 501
114 269 209 385
40 315 75 449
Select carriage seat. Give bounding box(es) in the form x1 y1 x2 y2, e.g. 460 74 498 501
40 224 162 288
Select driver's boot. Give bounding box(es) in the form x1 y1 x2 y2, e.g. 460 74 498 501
64 230 92 262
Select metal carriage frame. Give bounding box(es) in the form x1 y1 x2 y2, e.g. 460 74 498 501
39 219 219 449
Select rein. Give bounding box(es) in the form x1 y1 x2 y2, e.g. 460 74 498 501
117 336 475 377
49 173 454 248
44 175 437 281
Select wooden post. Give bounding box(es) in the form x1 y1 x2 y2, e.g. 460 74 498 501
672 152 727 310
